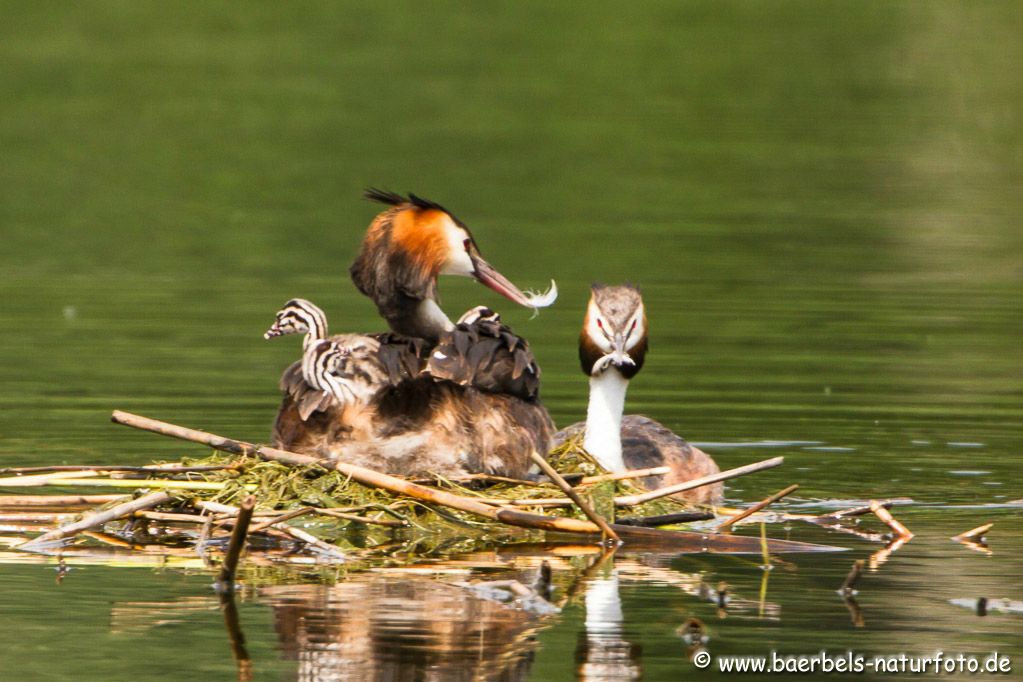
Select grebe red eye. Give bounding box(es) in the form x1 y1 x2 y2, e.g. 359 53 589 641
463 238 471 251
630 320 637 332
596 319 603 329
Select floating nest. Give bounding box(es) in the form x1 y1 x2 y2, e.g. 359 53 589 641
6 413 844 567
158 435 698 546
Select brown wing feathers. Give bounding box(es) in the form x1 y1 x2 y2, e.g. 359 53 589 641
426 317 541 402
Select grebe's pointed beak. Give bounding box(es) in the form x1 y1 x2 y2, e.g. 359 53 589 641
263 324 284 340
610 331 636 369
470 254 558 310
471 255 532 306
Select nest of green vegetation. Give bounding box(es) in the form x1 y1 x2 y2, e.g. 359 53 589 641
153 435 698 549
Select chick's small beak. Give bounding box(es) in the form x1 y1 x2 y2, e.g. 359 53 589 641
470 254 536 308
264 324 283 340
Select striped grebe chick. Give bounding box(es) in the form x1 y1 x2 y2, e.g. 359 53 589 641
553 285 722 504
264 298 420 419
264 298 328 351
294 339 348 419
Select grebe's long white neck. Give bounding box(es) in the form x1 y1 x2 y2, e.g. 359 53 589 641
583 369 629 473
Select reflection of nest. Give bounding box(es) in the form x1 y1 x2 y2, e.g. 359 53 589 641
261 575 554 682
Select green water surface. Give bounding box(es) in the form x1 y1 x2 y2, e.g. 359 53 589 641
1 2 1020 680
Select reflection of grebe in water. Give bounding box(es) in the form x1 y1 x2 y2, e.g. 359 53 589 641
259 573 554 681
575 565 642 680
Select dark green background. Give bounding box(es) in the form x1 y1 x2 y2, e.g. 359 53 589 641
1 2 1020 679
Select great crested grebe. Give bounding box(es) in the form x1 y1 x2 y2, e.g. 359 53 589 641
553 284 722 504
264 192 557 478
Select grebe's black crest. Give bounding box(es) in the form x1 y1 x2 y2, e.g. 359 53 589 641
363 188 458 221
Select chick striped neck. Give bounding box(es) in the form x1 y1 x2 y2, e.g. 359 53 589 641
583 369 629 473
299 311 328 352
302 342 341 394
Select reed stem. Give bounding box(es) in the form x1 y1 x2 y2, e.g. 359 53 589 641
217 495 255 590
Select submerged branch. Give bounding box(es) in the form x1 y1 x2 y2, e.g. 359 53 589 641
839 559 865 595
217 495 256 590
952 522 992 542
869 500 913 539
615 511 715 527
812 500 896 521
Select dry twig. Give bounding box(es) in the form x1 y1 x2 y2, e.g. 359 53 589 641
19 491 173 550
869 500 913 539
528 451 619 542
715 484 799 531
952 522 993 542
614 457 784 506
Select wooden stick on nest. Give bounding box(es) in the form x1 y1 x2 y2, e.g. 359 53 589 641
614 457 785 506
19 491 173 550
528 450 619 542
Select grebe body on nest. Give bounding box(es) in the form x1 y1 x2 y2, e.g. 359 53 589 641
553 285 722 504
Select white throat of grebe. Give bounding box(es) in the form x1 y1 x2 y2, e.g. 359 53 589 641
264 298 328 351
583 370 630 473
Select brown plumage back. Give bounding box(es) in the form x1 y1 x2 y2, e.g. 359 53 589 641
618 415 722 504
272 378 553 479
